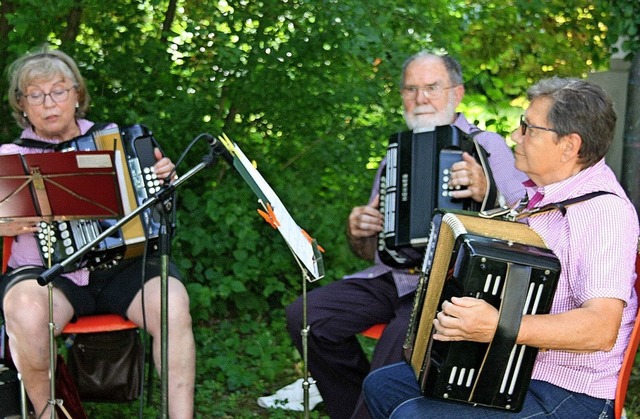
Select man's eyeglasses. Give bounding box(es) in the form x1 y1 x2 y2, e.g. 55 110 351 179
21 86 76 106
400 84 457 100
519 115 559 136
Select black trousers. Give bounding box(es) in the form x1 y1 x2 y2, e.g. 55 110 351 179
285 272 415 419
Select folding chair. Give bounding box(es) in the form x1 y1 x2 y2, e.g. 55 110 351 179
1 237 147 416
614 252 640 419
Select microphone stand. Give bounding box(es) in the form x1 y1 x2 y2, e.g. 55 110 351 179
38 141 223 418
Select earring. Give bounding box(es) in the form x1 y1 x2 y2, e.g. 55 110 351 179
22 112 27 118
76 102 79 108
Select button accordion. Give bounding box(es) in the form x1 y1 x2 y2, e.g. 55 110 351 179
403 210 560 412
378 126 493 268
36 124 162 271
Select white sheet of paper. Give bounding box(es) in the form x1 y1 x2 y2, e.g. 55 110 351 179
230 143 322 280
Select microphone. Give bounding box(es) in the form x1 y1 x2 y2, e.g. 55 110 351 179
205 135 233 166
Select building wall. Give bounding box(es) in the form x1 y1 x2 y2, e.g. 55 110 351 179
587 58 631 181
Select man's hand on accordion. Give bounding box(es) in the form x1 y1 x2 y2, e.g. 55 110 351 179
153 147 178 184
432 296 498 343
347 195 384 239
449 152 488 203
346 195 384 261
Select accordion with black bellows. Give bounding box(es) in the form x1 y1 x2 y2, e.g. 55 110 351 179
377 126 492 268
403 210 560 412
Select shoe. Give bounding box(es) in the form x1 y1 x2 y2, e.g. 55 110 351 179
257 377 323 411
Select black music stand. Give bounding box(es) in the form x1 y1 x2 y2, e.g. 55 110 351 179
0 150 122 419
217 134 324 418
36 139 225 419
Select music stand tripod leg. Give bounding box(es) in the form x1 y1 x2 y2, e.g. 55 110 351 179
301 270 310 419
44 282 73 419
156 196 175 419
290 257 316 419
18 372 28 419
41 230 72 419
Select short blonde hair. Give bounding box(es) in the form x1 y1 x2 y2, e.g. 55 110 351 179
7 45 90 128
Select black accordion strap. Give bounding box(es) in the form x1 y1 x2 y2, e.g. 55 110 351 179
11 137 58 149
481 190 615 221
12 122 111 150
529 190 614 216
467 129 498 212
471 263 532 405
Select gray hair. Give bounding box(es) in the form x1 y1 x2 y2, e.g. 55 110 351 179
400 51 464 87
527 77 616 168
7 45 90 128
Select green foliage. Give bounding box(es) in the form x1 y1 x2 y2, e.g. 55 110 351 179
1 0 638 416
600 0 640 57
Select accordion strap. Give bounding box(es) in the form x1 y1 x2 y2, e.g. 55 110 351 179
481 190 614 221
12 122 111 150
528 190 614 216
471 264 532 405
467 130 498 212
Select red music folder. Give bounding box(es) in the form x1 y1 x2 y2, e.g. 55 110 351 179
0 151 123 223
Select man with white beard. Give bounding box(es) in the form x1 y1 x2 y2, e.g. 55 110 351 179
278 51 527 418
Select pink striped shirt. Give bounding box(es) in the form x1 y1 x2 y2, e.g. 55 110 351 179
525 159 639 399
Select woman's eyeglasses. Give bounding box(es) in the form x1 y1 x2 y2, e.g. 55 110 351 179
21 86 76 106
519 115 559 136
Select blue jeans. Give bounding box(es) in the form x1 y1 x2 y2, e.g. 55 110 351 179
363 362 613 418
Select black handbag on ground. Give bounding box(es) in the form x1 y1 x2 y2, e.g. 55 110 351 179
67 328 143 402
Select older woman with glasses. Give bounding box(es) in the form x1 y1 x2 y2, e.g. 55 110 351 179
0 46 195 418
363 77 639 419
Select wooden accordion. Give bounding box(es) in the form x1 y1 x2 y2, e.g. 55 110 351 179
403 210 561 412
36 124 162 271
378 126 490 268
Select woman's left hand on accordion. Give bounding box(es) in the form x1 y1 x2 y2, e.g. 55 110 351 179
153 147 178 184
432 296 498 343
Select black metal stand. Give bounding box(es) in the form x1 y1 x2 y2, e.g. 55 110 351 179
37 140 223 418
301 268 311 419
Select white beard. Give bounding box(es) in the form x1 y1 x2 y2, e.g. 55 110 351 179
404 97 457 132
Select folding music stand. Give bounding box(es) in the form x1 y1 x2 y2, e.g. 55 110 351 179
34 137 228 419
0 150 122 419
217 134 324 418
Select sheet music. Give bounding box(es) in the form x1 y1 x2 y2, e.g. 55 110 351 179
220 136 324 281
0 151 122 223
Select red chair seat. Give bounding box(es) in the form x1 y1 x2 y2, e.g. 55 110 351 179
361 323 387 340
62 313 137 334
3 237 137 335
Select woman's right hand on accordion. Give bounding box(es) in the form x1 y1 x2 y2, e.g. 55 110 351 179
432 296 499 343
153 147 178 184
